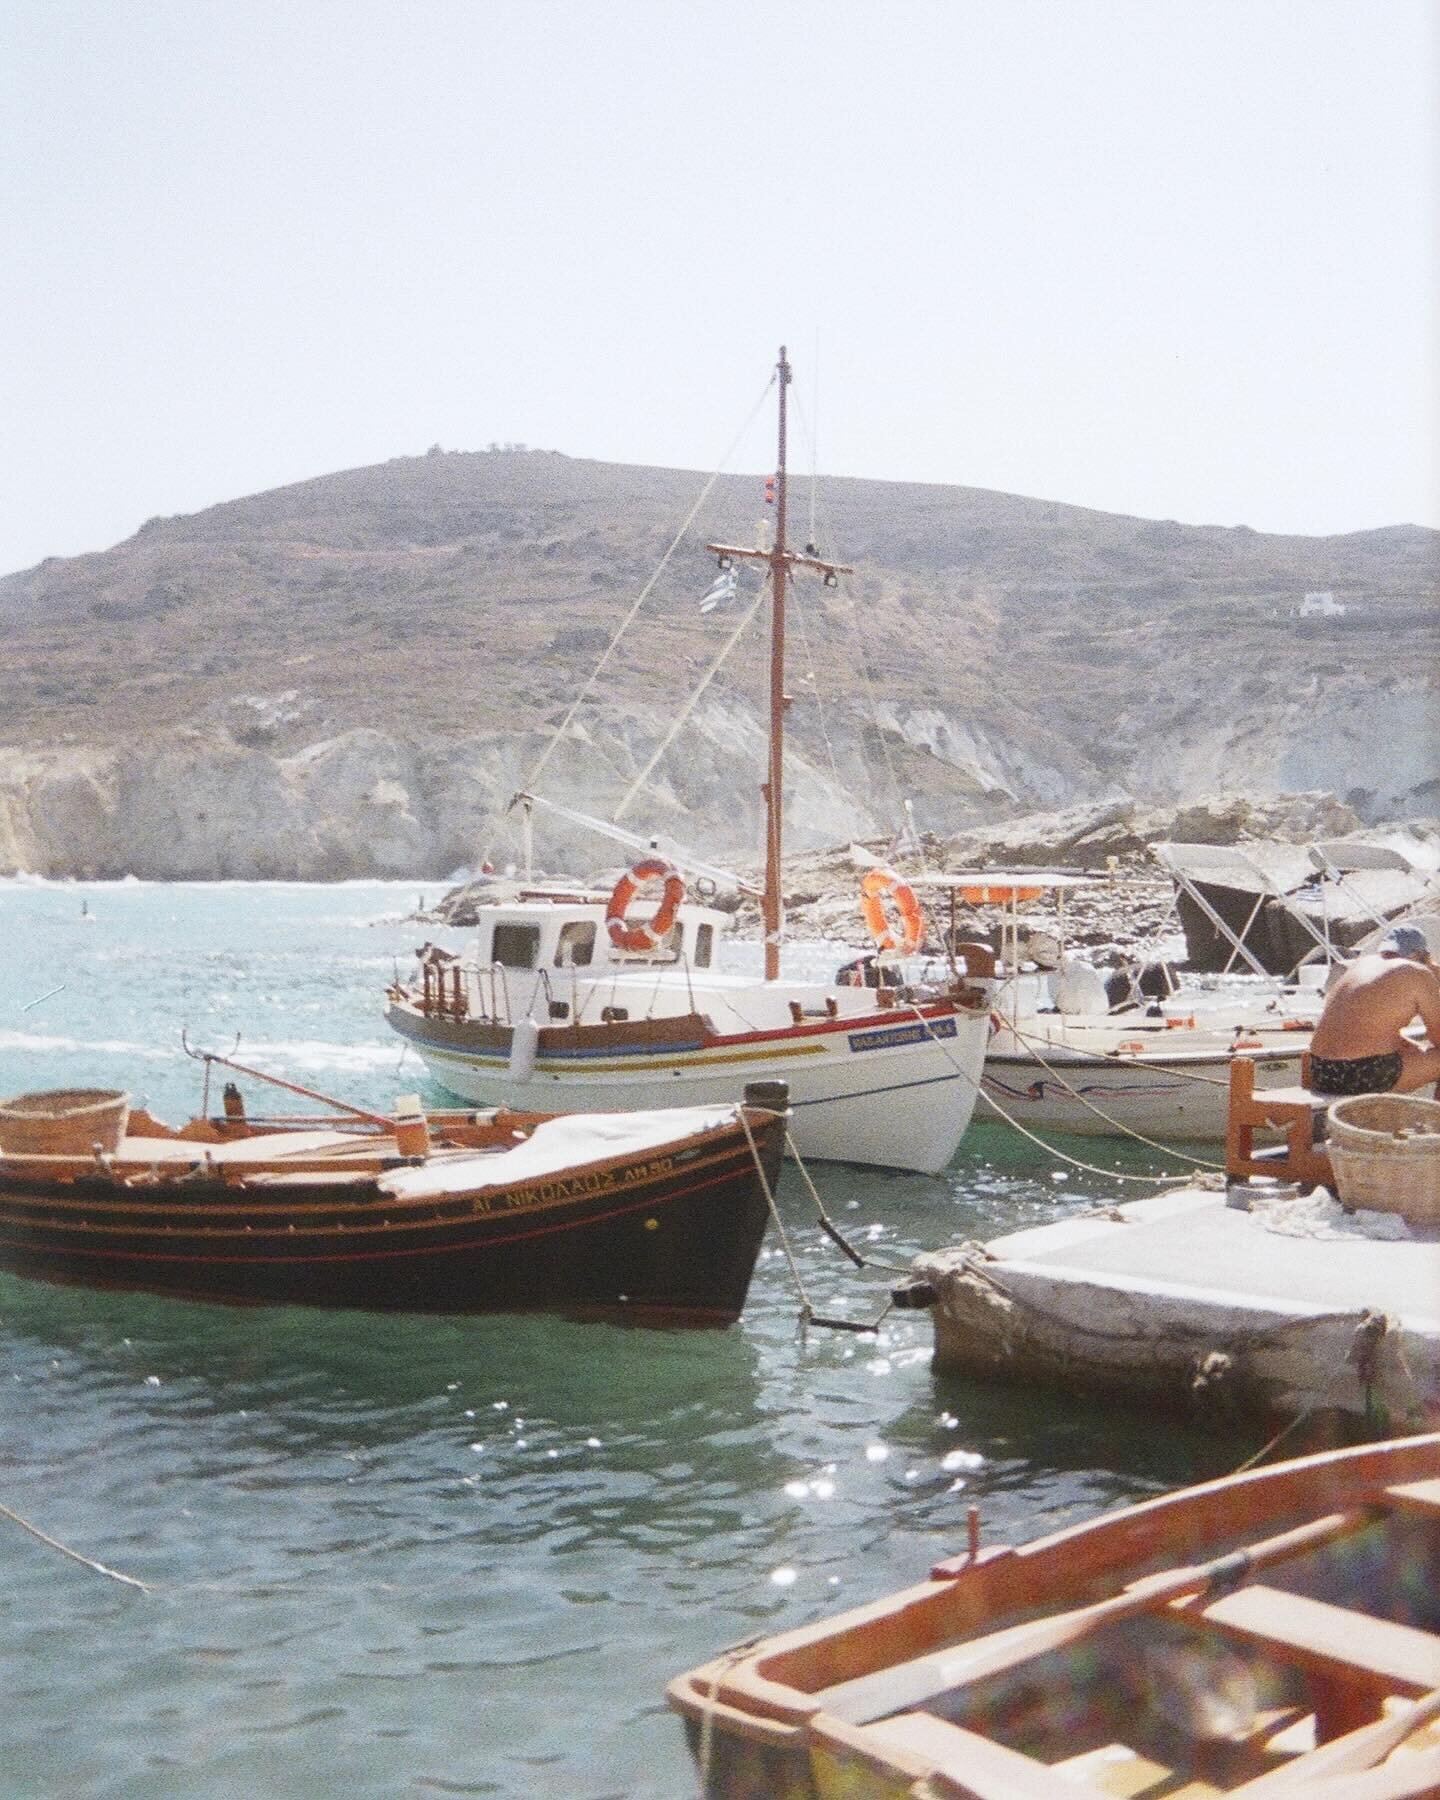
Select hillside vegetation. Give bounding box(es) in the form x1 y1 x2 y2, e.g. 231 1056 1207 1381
0 450 1435 878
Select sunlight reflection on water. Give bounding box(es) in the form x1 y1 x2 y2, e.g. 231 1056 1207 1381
0 880 1255 1798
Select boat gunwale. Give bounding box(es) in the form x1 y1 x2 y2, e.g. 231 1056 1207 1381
0 1111 775 1226
673 1433 1440 1736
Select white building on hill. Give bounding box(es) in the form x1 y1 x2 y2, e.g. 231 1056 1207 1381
1298 590 1346 617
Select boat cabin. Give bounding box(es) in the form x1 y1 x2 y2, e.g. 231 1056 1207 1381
470 897 734 975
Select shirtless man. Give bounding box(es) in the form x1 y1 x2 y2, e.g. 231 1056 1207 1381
1309 924 1440 1096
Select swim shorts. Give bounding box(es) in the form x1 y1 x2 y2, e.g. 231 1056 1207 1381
1308 1051 1404 1097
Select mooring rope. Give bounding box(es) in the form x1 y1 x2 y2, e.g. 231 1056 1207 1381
995 1018 1229 1169
0 1499 150 1592
902 1001 1218 1186
737 1107 815 1314
737 1110 903 1328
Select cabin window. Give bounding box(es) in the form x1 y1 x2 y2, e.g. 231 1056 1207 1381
694 924 714 968
491 923 541 969
555 921 596 968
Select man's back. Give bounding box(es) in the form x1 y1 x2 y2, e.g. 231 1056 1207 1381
1311 953 1440 1059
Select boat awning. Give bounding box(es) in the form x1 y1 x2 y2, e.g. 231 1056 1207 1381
1151 841 1315 896
912 871 1101 904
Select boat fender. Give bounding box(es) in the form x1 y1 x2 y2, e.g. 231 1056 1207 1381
606 858 685 953
859 868 924 957
508 1016 540 1083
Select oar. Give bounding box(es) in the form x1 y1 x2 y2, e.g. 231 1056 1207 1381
821 1507 1375 1726
1231 1686 1440 1793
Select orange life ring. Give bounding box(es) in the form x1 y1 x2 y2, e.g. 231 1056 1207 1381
605 858 685 953
859 867 924 956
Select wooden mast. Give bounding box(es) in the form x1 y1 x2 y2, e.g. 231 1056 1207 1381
708 347 851 982
764 346 791 982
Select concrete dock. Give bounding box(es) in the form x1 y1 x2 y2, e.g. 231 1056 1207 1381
910 1182 1440 1428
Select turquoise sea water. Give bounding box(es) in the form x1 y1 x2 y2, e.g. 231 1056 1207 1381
0 881 1254 1798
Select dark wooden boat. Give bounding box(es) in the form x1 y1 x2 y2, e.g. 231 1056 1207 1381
670 1432 1440 1796
0 1068 788 1324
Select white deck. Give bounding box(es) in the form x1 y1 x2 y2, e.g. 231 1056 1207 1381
915 1185 1440 1425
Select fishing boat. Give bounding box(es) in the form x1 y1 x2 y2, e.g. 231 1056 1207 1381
0 1054 788 1325
384 349 995 1175
669 1431 1440 1797
916 871 1316 1143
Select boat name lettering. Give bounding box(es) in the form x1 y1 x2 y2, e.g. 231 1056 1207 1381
499 1156 676 1211
848 1018 957 1053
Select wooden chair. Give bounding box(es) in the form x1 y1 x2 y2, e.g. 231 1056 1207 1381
1226 1052 1335 1192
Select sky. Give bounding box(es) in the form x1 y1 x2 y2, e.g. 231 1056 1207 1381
2 0 1436 577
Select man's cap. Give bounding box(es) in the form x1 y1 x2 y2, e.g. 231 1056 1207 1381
1378 923 1431 959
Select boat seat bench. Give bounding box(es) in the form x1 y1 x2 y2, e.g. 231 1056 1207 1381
1193 1582 1440 1741
1193 1585 1440 1696
809 1711 1089 1800
811 1590 1440 1794
1384 1478 1440 1520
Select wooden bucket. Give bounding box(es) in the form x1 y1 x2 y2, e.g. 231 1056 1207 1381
1326 1092 1440 1223
0 1088 131 1156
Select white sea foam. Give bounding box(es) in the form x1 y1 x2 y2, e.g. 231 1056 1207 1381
0 1030 175 1061
245 1039 409 1074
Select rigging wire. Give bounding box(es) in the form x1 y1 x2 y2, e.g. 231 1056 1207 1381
788 392 910 845
516 371 776 803
787 577 847 797
611 579 770 821
787 397 911 850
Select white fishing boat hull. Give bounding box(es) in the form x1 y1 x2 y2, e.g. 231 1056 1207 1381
390 997 993 1175
981 1038 1307 1141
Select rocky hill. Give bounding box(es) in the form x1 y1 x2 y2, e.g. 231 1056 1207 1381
0 449 1435 878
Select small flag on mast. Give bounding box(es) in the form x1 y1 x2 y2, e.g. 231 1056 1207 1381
699 566 738 613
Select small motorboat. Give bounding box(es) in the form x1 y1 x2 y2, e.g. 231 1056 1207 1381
0 1054 788 1325
669 1432 1440 1796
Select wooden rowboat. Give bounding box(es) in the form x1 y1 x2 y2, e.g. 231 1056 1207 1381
0 1067 788 1325
669 1432 1440 1796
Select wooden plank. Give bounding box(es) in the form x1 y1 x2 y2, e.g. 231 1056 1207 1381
1384 1479 1440 1519
1252 1087 1329 1113
829 1713 1084 1800
1230 1687 1440 1793
1199 1585 1440 1695
818 1512 1366 1726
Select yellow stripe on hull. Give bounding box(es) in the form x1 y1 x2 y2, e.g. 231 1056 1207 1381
422 1040 829 1078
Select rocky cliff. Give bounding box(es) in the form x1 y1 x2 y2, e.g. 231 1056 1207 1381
1 451 1435 878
